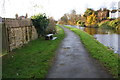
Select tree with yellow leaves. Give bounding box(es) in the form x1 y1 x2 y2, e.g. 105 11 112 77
86 13 97 27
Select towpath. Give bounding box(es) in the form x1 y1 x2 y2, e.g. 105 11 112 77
47 26 112 78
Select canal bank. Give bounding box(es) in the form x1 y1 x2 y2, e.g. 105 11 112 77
66 25 120 54
80 27 120 54
64 25 119 78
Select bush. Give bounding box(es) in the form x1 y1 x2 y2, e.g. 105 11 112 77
98 21 112 29
31 13 49 37
46 17 56 34
109 19 120 29
77 20 85 27
98 19 120 29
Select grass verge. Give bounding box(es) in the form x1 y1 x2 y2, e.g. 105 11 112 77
64 25 120 78
2 25 65 78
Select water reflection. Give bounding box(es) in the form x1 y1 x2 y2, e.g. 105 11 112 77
81 27 120 35
84 28 97 35
80 27 120 54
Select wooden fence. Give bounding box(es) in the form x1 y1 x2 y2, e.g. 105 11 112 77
2 18 38 52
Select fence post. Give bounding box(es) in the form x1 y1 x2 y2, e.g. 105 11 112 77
2 18 10 52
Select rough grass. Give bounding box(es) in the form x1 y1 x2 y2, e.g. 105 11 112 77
98 19 120 29
2 25 65 78
64 26 120 78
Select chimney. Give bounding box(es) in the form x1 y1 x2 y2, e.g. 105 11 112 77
15 14 18 19
26 13 28 18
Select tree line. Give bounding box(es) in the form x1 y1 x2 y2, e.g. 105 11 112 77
58 8 120 29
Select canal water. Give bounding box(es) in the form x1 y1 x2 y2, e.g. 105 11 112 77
66 25 120 54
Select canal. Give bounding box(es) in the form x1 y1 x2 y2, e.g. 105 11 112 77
66 25 120 54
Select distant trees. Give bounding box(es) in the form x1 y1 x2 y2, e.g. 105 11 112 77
59 8 118 28
60 14 69 24
59 9 82 25
83 8 94 18
59 9 96 27
68 10 80 25
85 13 97 27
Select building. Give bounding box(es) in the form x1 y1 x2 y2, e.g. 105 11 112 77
109 9 119 19
15 13 28 19
18 16 27 19
109 1 120 19
97 8 109 21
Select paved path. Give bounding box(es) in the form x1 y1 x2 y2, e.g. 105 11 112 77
47 26 112 78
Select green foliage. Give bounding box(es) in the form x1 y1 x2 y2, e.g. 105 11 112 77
2 25 65 78
98 21 112 29
31 13 49 37
109 19 120 29
64 26 119 78
98 19 120 29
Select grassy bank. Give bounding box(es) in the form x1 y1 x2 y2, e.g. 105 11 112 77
98 18 120 29
2 25 65 78
64 26 119 78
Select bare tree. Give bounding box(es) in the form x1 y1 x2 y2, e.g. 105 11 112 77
110 1 117 10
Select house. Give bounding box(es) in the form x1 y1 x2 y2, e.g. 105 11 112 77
109 1 120 19
15 13 28 19
18 16 27 19
97 8 109 21
109 10 118 19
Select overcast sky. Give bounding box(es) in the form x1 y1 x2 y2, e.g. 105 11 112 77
0 0 119 20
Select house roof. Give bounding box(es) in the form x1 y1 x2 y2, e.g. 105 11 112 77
111 10 117 13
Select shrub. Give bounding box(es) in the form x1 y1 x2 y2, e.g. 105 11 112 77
98 18 120 29
109 19 120 29
31 13 49 37
46 17 56 34
98 21 112 29
77 20 85 27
